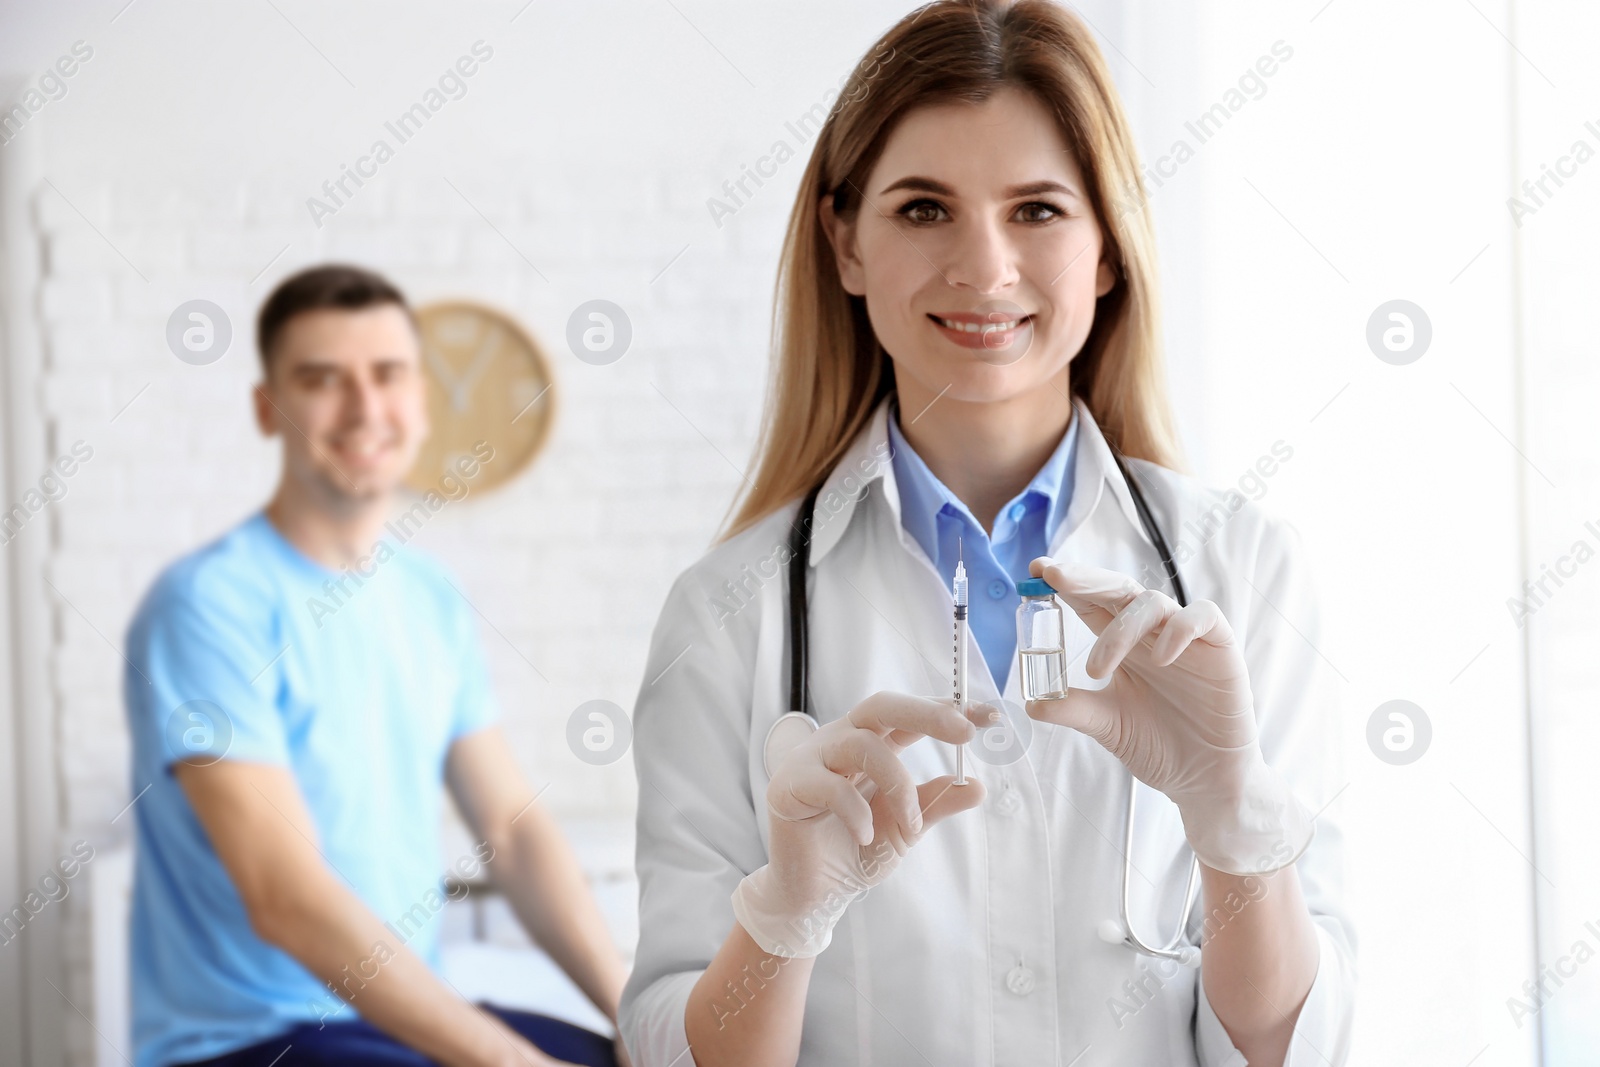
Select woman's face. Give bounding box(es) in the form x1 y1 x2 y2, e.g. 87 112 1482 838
822 87 1116 408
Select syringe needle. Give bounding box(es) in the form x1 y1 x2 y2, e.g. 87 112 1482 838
952 547 969 786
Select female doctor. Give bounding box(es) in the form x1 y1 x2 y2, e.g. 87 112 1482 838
620 2 1354 1064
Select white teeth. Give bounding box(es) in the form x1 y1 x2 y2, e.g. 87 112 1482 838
935 315 1027 333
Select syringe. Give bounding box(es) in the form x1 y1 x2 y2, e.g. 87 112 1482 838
952 543 969 786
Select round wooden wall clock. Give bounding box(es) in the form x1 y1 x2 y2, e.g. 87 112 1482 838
406 300 556 494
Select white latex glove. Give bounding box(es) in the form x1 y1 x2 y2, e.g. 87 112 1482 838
731 692 995 958
1024 558 1314 877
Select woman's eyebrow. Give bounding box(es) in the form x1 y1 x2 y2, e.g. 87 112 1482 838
877 176 1081 200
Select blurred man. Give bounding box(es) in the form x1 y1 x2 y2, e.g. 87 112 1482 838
124 264 631 1067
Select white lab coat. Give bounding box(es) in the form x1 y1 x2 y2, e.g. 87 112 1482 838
621 396 1355 1066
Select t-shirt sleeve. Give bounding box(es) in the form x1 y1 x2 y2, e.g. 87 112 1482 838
128 569 292 771
447 597 500 741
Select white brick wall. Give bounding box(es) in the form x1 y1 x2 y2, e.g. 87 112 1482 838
9 4 884 1060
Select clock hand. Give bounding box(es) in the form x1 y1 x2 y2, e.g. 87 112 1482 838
424 344 461 396
451 326 502 412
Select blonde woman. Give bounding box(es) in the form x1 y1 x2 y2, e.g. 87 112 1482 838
620 2 1353 1064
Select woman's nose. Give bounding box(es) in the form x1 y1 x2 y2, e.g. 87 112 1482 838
942 217 1020 293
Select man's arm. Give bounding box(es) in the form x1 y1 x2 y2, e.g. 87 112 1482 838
444 727 631 1039
175 758 561 1067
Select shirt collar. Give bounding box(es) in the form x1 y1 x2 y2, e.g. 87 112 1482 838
1034 410 1080 539
885 400 1080 559
884 409 950 563
807 394 1150 565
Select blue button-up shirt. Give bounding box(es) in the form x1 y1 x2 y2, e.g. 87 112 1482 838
887 403 1079 692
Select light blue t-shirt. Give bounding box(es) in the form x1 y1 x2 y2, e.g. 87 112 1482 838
123 511 499 1067
888 403 1079 692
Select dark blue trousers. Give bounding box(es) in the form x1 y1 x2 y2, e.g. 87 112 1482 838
175 1003 618 1066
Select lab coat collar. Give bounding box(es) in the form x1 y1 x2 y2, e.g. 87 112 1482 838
804 398 901 565
1054 397 1155 556
806 394 1152 566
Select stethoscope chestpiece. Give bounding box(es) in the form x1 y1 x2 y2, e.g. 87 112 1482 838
763 711 819 779
1097 918 1201 969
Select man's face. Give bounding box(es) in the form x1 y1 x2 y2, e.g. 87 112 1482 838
254 304 429 506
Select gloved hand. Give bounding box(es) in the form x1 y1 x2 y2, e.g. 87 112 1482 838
731 692 995 958
1024 558 1314 877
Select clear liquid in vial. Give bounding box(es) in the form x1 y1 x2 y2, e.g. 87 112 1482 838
1020 646 1068 701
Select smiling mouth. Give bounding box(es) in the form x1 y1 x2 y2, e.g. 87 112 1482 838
331 438 395 464
928 313 1034 334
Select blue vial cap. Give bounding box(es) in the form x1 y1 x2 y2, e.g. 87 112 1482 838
1017 577 1056 597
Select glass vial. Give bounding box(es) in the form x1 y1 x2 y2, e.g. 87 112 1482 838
1016 577 1068 701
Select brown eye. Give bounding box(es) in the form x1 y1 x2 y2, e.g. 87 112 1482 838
898 199 947 225
1017 201 1065 223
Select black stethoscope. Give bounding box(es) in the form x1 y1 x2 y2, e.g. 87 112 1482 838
778 428 1204 966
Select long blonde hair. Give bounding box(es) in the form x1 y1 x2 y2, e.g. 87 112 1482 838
722 0 1181 540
